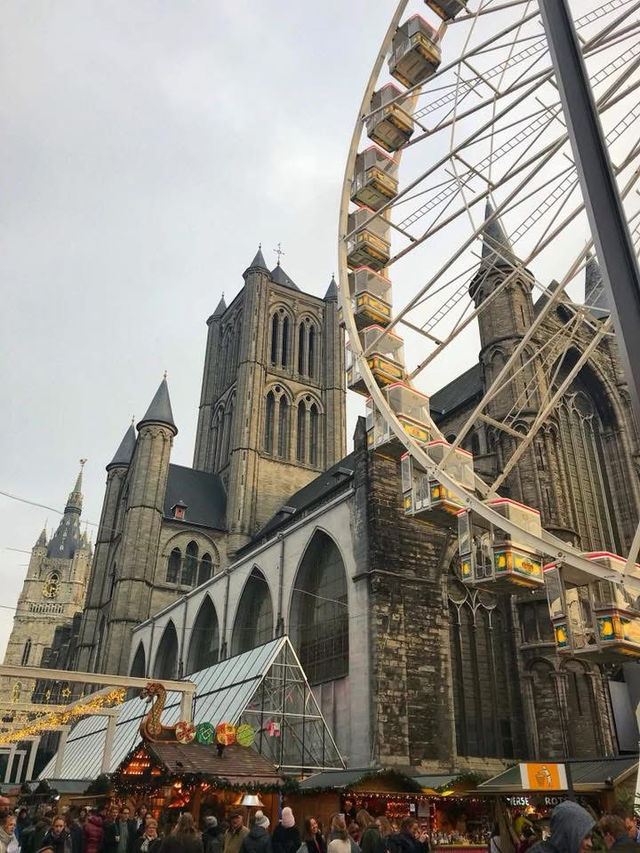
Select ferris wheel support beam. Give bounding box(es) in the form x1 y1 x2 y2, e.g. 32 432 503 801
540 0 640 434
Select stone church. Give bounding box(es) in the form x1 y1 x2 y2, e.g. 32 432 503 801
7 219 640 772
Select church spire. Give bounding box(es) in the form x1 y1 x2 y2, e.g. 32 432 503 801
324 274 338 301
244 244 270 275
480 200 519 268
47 461 85 558
585 250 609 318
137 376 177 434
35 526 47 548
107 422 136 470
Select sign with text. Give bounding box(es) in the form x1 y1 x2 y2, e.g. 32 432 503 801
519 763 568 791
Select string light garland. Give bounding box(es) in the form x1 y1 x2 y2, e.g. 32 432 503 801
0 688 125 744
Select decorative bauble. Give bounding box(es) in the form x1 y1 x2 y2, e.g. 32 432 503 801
235 724 255 747
215 722 237 746
196 722 215 744
175 721 196 744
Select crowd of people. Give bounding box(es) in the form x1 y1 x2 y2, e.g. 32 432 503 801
1 799 639 853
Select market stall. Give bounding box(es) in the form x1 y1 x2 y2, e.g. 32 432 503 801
112 739 285 830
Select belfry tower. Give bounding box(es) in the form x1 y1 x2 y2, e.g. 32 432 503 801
1 463 91 700
193 247 346 551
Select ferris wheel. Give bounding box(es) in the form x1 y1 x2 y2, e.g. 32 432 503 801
338 0 640 663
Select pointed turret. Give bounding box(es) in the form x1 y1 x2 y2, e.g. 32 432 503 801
107 422 136 470
243 245 270 277
480 200 519 269
213 295 226 317
271 262 299 291
585 251 609 319
137 377 177 434
47 462 85 558
35 526 47 548
324 274 338 301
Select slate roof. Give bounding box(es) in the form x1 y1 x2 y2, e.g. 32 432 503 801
147 741 282 785
242 453 356 550
108 423 136 469
481 200 519 267
138 378 176 432
325 275 338 301
270 263 299 291
247 246 270 272
430 363 483 419
164 464 227 530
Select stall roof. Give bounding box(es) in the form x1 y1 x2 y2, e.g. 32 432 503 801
299 767 429 792
479 757 638 793
40 637 343 781
134 741 282 786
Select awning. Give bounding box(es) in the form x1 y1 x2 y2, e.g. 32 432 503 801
478 757 638 793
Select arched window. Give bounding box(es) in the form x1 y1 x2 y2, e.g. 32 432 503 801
212 406 225 471
130 643 146 678
220 396 234 466
564 661 600 757
290 531 348 684
154 622 179 680
231 568 273 655
264 391 275 453
308 325 316 378
187 597 220 674
448 576 524 759
278 397 289 458
309 404 319 467
167 548 181 584
297 401 307 462
198 553 213 586
181 541 199 586
21 639 32 666
298 323 306 375
271 314 279 365
281 317 289 367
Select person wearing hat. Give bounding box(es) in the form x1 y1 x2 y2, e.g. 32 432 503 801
272 809 300 853
203 818 223 853
240 813 271 853
224 811 249 853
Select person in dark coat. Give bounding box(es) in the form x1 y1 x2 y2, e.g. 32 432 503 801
42 816 73 853
598 816 639 853
357 813 384 853
22 815 53 853
202 818 223 853
16 809 31 843
65 811 86 853
387 819 429 853
240 813 271 853
272 809 300 853
83 811 104 853
160 814 203 853
529 802 594 853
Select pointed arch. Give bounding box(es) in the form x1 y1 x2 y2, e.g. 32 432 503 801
278 396 289 458
296 401 307 462
271 313 280 365
308 324 316 378
281 316 290 367
298 323 306 375
153 621 179 680
231 568 274 655
198 553 213 586
130 643 146 678
187 596 220 674
167 547 181 584
289 530 348 684
264 391 275 453
21 639 32 667
181 541 199 586
309 403 319 467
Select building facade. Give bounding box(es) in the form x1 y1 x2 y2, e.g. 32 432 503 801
73 249 345 677
1 466 91 702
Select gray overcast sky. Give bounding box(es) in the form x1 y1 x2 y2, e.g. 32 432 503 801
0 1 395 655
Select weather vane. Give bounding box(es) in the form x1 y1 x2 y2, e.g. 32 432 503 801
274 242 285 265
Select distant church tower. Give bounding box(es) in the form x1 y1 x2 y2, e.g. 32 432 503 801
1 464 91 700
193 247 346 551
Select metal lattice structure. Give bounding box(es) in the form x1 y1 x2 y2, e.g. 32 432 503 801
339 0 640 659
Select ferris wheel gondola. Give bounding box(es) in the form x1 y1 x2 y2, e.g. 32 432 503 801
338 0 640 655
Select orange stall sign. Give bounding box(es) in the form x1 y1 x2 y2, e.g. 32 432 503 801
519 763 568 790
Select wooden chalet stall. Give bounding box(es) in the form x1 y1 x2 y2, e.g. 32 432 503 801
113 739 284 828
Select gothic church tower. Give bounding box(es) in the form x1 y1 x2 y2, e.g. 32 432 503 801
1 464 91 699
193 247 346 552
